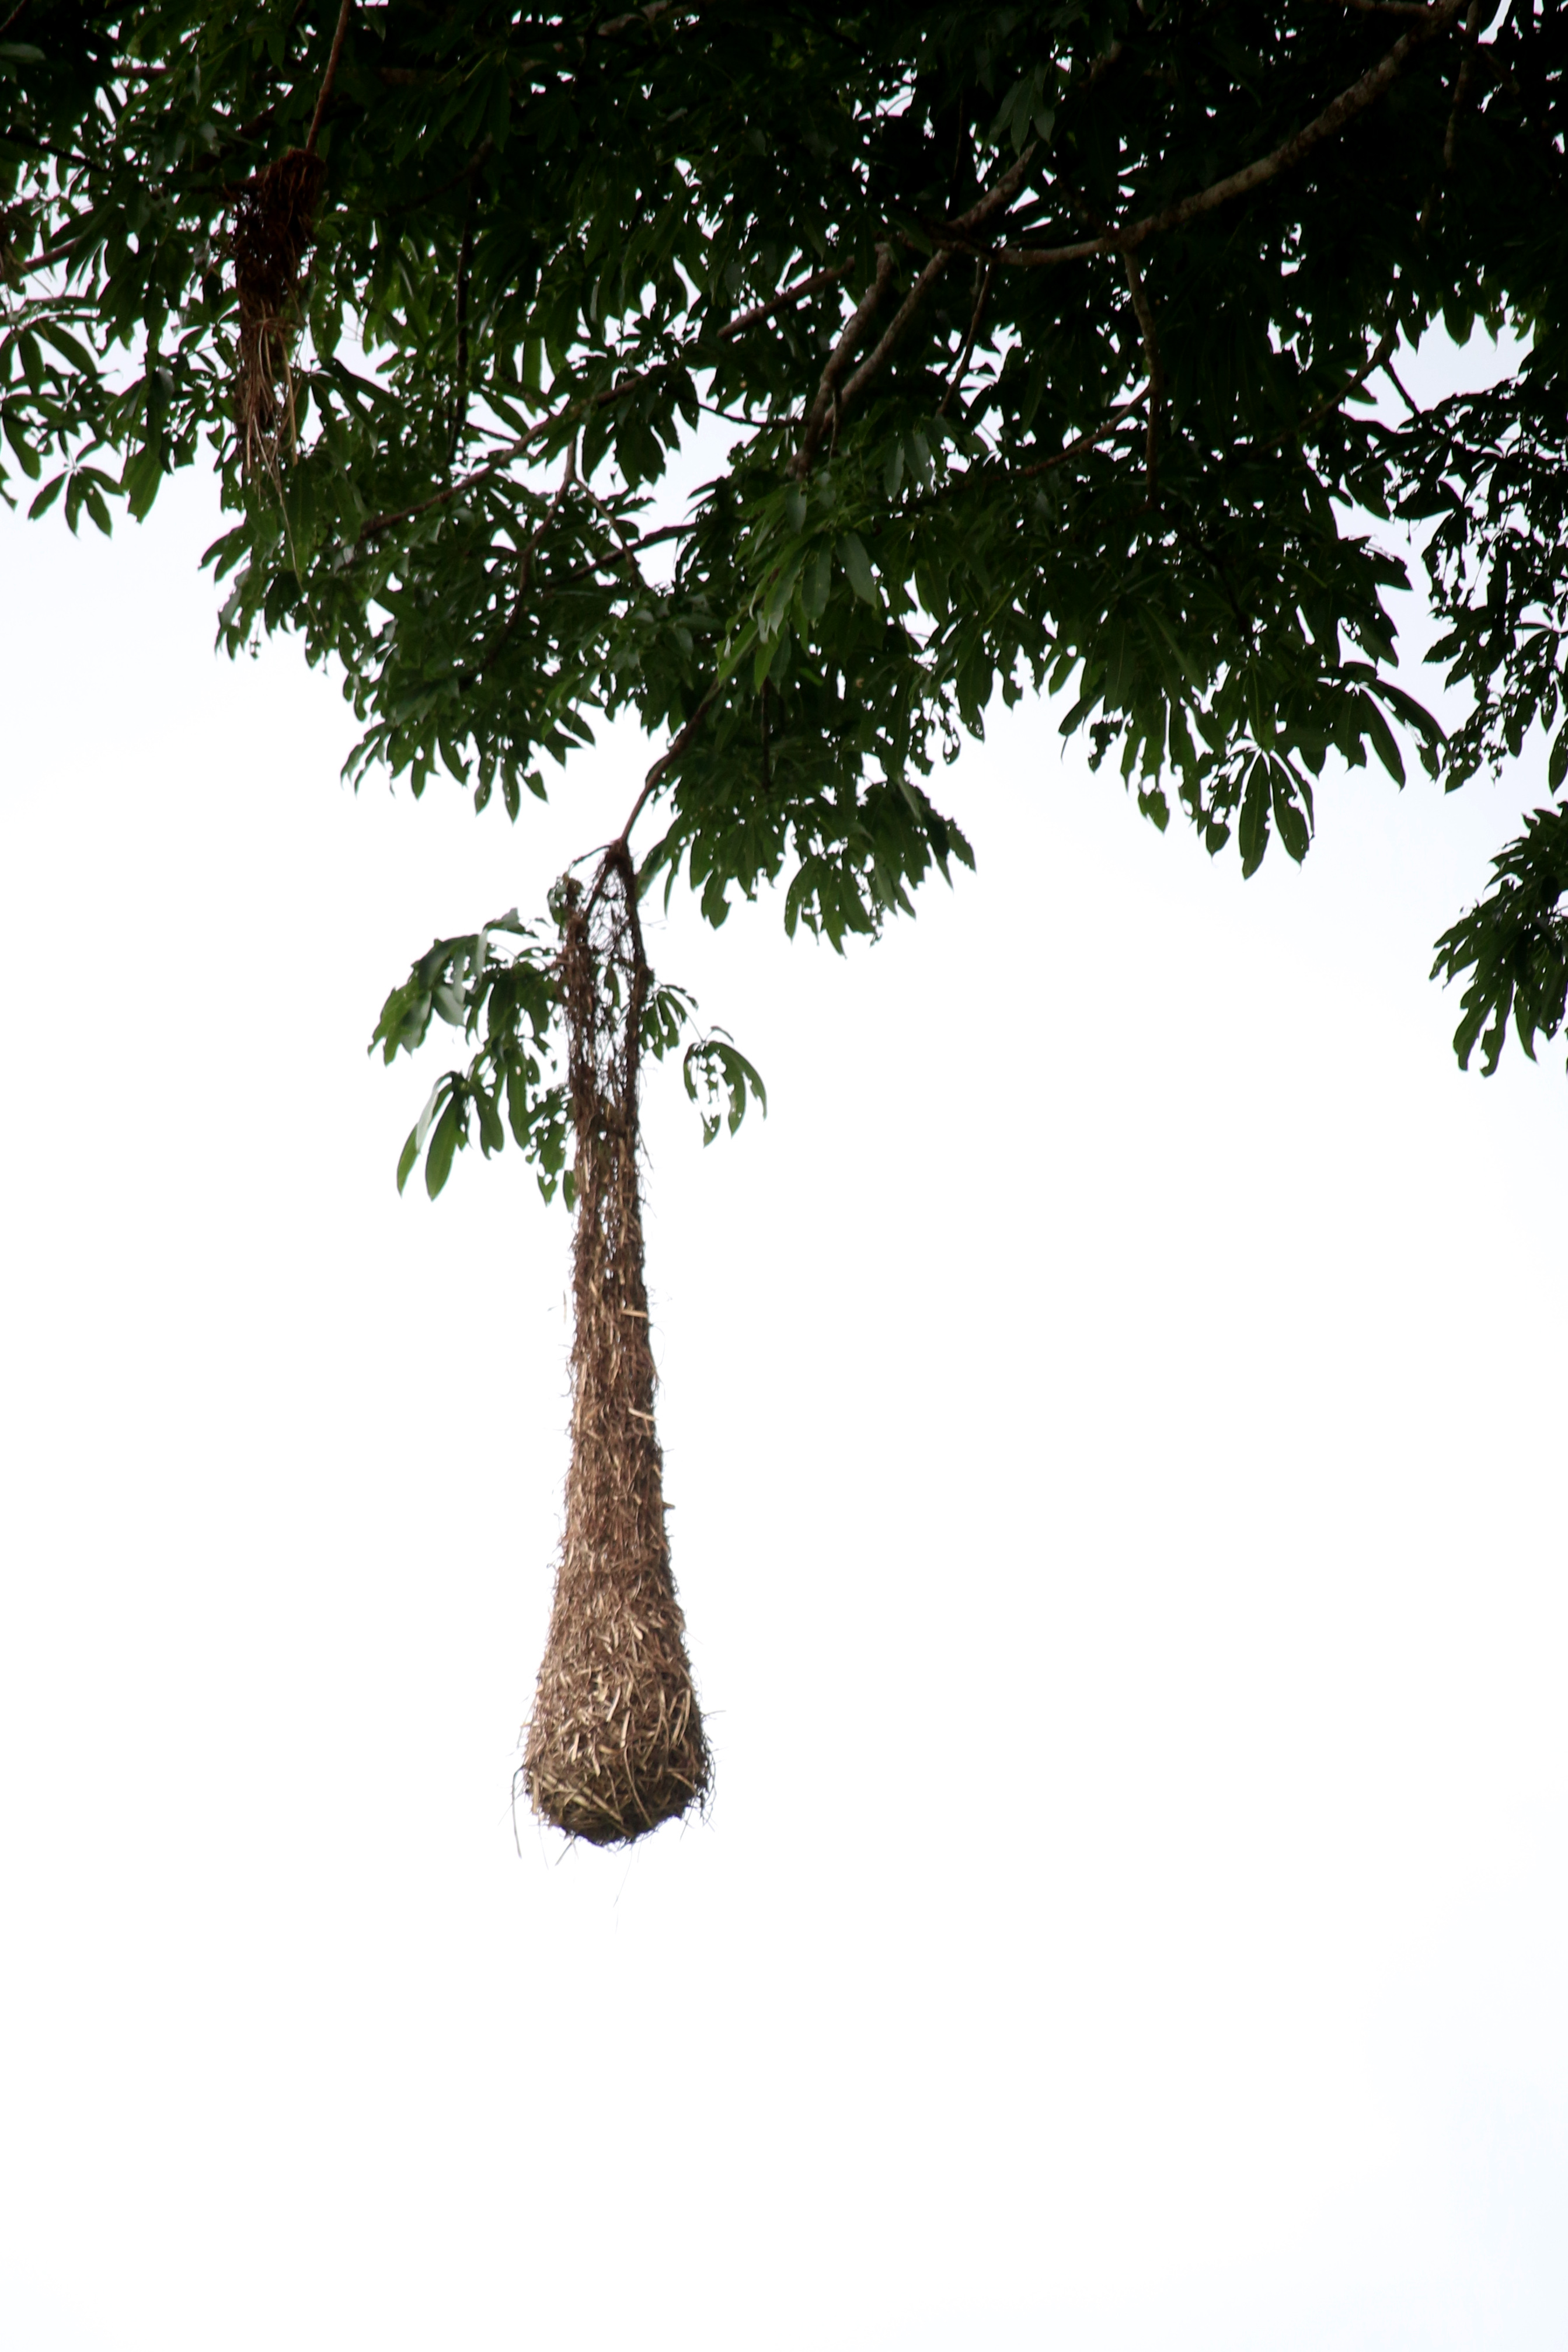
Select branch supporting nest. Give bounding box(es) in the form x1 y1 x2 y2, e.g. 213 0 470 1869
521 850 711 1845
229 146 325 478
227 3 354 479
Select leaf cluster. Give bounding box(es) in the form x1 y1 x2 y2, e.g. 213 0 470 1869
9 0 1568 1171
370 902 762 1201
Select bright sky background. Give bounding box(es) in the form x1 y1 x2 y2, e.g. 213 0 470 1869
2 329 1566 2352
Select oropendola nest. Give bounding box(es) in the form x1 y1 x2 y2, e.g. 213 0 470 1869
521 852 712 1845
228 147 324 478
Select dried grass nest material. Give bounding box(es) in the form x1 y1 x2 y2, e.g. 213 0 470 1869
521 853 712 1846
228 147 325 477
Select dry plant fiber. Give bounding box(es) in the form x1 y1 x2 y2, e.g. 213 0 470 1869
522 851 712 1844
229 147 324 478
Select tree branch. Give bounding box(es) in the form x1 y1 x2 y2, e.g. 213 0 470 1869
962 1 1468 270
1443 0 1483 169
355 361 672 547
1018 389 1150 478
790 145 1036 479
448 182 476 464
1257 318 1398 451
936 261 992 419
716 263 850 344
1121 248 1163 497
787 245 896 481
459 440 578 687
305 0 355 158
584 680 723 914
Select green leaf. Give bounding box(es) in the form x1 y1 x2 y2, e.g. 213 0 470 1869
1270 766 1311 864
424 1098 463 1197
839 532 878 608
1239 759 1271 879
34 322 95 374
476 1088 505 1156
2 404 40 479
1360 695 1407 787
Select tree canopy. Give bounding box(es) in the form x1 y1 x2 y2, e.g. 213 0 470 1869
6 1 1568 1198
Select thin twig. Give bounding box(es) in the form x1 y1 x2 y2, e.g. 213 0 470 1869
1257 318 1398 451
577 474 649 588
1384 359 1422 413
459 440 578 686
1121 248 1163 497
448 180 476 464
1017 389 1149 478
1443 0 1483 169
936 261 992 419
305 0 354 157
0 0 27 30
356 361 670 547
549 519 694 589
716 263 850 344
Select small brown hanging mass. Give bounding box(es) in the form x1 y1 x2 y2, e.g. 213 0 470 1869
521 850 712 1845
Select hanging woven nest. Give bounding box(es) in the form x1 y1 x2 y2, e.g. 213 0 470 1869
521 850 712 1845
228 146 325 478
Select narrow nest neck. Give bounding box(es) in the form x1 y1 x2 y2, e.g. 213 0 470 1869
521 858 712 1846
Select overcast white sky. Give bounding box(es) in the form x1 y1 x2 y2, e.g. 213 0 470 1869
2 330 1566 2352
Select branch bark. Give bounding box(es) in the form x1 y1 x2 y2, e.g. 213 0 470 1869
790 144 1036 479
787 245 897 481
717 263 850 345
305 0 355 158
1018 389 1150 478
583 679 724 913
957 2 1468 271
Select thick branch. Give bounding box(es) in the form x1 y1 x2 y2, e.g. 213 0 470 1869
583 680 723 915
790 144 1036 479
787 245 896 481
964 2 1468 270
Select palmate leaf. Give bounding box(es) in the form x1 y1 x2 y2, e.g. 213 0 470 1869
373 902 762 1198
1431 806 1568 1077
6 0 1568 1143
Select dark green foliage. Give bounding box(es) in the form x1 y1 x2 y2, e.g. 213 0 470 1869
370 904 761 1196
8 0 1568 1176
